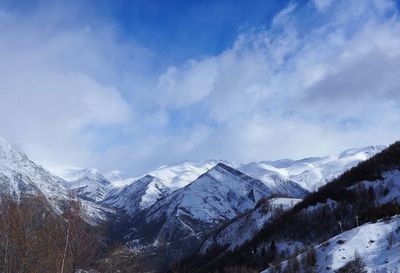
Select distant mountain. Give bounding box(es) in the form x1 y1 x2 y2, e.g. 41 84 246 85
103 175 171 216
120 163 305 263
103 160 220 216
0 138 68 207
0 135 391 272
64 146 382 218
104 170 122 182
0 138 111 223
241 145 386 191
56 167 111 202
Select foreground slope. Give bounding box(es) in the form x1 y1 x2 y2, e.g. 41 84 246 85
200 197 302 254
262 216 400 273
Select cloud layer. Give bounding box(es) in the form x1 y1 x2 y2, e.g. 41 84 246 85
0 0 399 175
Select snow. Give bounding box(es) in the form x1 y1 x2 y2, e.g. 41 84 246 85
103 170 122 182
262 216 400 273
270 197 302 207
0 138 110 222
103 160 222 216
126 164 279 246
201 197 301 252
43 145 383 223
103 175 170 215
0 135 387 247
242 145 385 192
127 163 307 260
145 163 274 224
0 137 68 206
111 160 220 188
344 169 400 209
51 167 111 202
239 163 308 198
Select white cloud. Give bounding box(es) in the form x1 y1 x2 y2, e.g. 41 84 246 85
312 0 334 11
153 0 400 164
0 4 138 168
157 58 218 107
1 0 399 175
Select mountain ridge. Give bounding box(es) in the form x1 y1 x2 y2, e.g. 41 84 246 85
0 136 389 271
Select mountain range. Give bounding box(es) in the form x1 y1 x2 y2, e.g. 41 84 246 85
0 136 392 272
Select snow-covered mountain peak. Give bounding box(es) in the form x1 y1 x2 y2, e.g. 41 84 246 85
51 167 111 202
338 145 386 159
110 159 222 189
207 162 241 176
103 161 237 218
0 137 69 207
104 170 122 182
240 162 289 177
0 138 29 166
123 160 301 262
0 138 112 223
145 162 290 226
55 167 102 181
103 174 170 215
146 159 221 188
242 145 386 192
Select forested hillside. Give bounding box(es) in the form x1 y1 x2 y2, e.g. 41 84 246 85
180 141 400 272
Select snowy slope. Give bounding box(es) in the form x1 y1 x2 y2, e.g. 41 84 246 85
242 146 385 192
143 163 300 226
201 197 301 253
73 146 381 219
123 163 302 263
103 160 221 215
0 138 112 223
262 216 400 273
351 169 400 207
103 175 171 216
55 167 111 202
0 137 68 205
104 170 122 182
104 147 383 261
111 160 219 188
146 160 221 189
239 163 309 198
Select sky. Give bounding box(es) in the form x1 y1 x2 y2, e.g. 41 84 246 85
0 0 400 176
